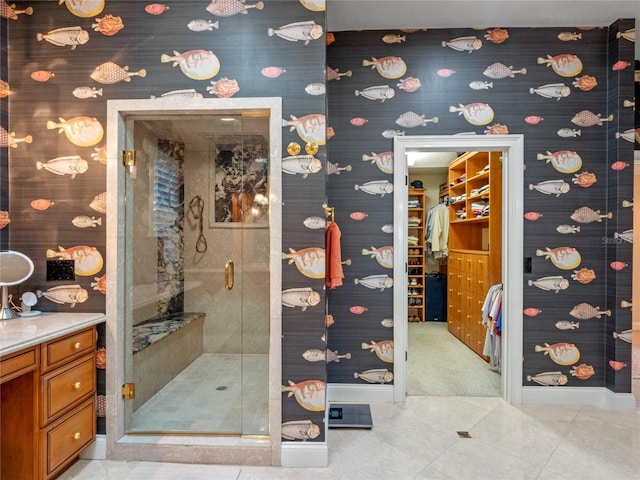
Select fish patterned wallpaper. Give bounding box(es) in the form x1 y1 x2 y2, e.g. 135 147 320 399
3 0 328 441
326 22 637 392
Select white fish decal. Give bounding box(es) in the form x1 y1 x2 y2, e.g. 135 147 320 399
187 19 219 31
160 50 220 80
354 274 393 291
282 247 325 279
282 113 326 145
469 80 493 90
282 155 322 178
281 287 321 311
381 129 404 138
305 82 325 96
72 215 102 228
46 116 104 147
614 229 633 243
354 85 395 102
362 151 393 174
483 63 526 79
529 83 571 100
206 0 263 16
616 28 635 42
536 150 582 174
303 216 326 229
354 180 393 197
36 155 89 178
557 128 581 138
36 285 89 307
361 340 394 363
150 89 203 99
527 371 568 386
442 36 482 52
282 379 325 411
555 321 579 330
527 276 569 293
395 112 438 128
556 224 580 234
72 86 103 99
613 329 632 343
615 129 637 143
361 246 393 269
281 420 320 441
528 180 570 197
381 318 394 328
267 21 323 45
37 26 89 49
381 224 393 233
303 349 351 363
354 368 393 384
449 103 494 126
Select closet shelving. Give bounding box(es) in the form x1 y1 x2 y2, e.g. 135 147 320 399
446 152 502 357
408 188 426 322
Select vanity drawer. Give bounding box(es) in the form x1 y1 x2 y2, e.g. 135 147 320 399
0 346 39 384
41 355 95 425
41 328 95 373
42 398 95 479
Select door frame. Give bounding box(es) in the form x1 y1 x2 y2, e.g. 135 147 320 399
392 134 524 404
105 97 282 464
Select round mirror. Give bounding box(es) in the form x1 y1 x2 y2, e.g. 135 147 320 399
0 250 35 320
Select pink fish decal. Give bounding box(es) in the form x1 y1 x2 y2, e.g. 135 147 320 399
525 116 543 125
31 70 55 82
523 308 542 317
611 161 629 171
436 68 455 77
609 261 628 271
206 0 264 17
349 305 367 314
609 360 627 371
350 212 368 221
350 117 368 126
612 60 630 71
145 3 169 15
30 199 55 211
524 212 543 221
261 66 286 78
282 379 325 412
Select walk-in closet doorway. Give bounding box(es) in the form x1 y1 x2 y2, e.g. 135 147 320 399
392 135 524 404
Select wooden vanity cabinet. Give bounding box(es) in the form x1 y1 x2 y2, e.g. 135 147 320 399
0 326 97 480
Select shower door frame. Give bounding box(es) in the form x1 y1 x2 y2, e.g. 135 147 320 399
105 97 282 465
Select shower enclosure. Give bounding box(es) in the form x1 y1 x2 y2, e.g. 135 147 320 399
105 98 282 464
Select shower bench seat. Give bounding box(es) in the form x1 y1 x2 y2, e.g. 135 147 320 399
131 312 205 411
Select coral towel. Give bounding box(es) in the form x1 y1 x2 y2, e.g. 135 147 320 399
325 221 344 289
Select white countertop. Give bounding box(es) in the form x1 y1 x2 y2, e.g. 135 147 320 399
0 312 106 357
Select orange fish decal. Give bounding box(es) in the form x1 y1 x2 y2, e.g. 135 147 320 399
31 70 55 82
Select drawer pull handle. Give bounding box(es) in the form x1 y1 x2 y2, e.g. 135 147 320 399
74 342 81 349
73 382 82 390
73 432 81 440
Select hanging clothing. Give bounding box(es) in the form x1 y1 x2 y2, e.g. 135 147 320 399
481 284 503 370
325 221 344 289
425 203 449 260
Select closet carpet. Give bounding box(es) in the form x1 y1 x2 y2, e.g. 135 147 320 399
407 321 501 397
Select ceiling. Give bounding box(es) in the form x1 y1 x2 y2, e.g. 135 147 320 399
326 0 639 58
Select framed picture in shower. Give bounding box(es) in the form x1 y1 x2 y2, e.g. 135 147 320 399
209 140 269 227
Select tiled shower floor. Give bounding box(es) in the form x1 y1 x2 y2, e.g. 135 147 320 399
128 353 269 435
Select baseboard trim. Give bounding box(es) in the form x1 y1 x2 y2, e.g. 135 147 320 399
281 442 328 467
327 383 394 403
80 434 107 459
521 386 636 412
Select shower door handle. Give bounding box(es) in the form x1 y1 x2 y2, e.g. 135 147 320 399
225 259 234 290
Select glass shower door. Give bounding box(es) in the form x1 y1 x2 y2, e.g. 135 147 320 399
122 112 270 437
